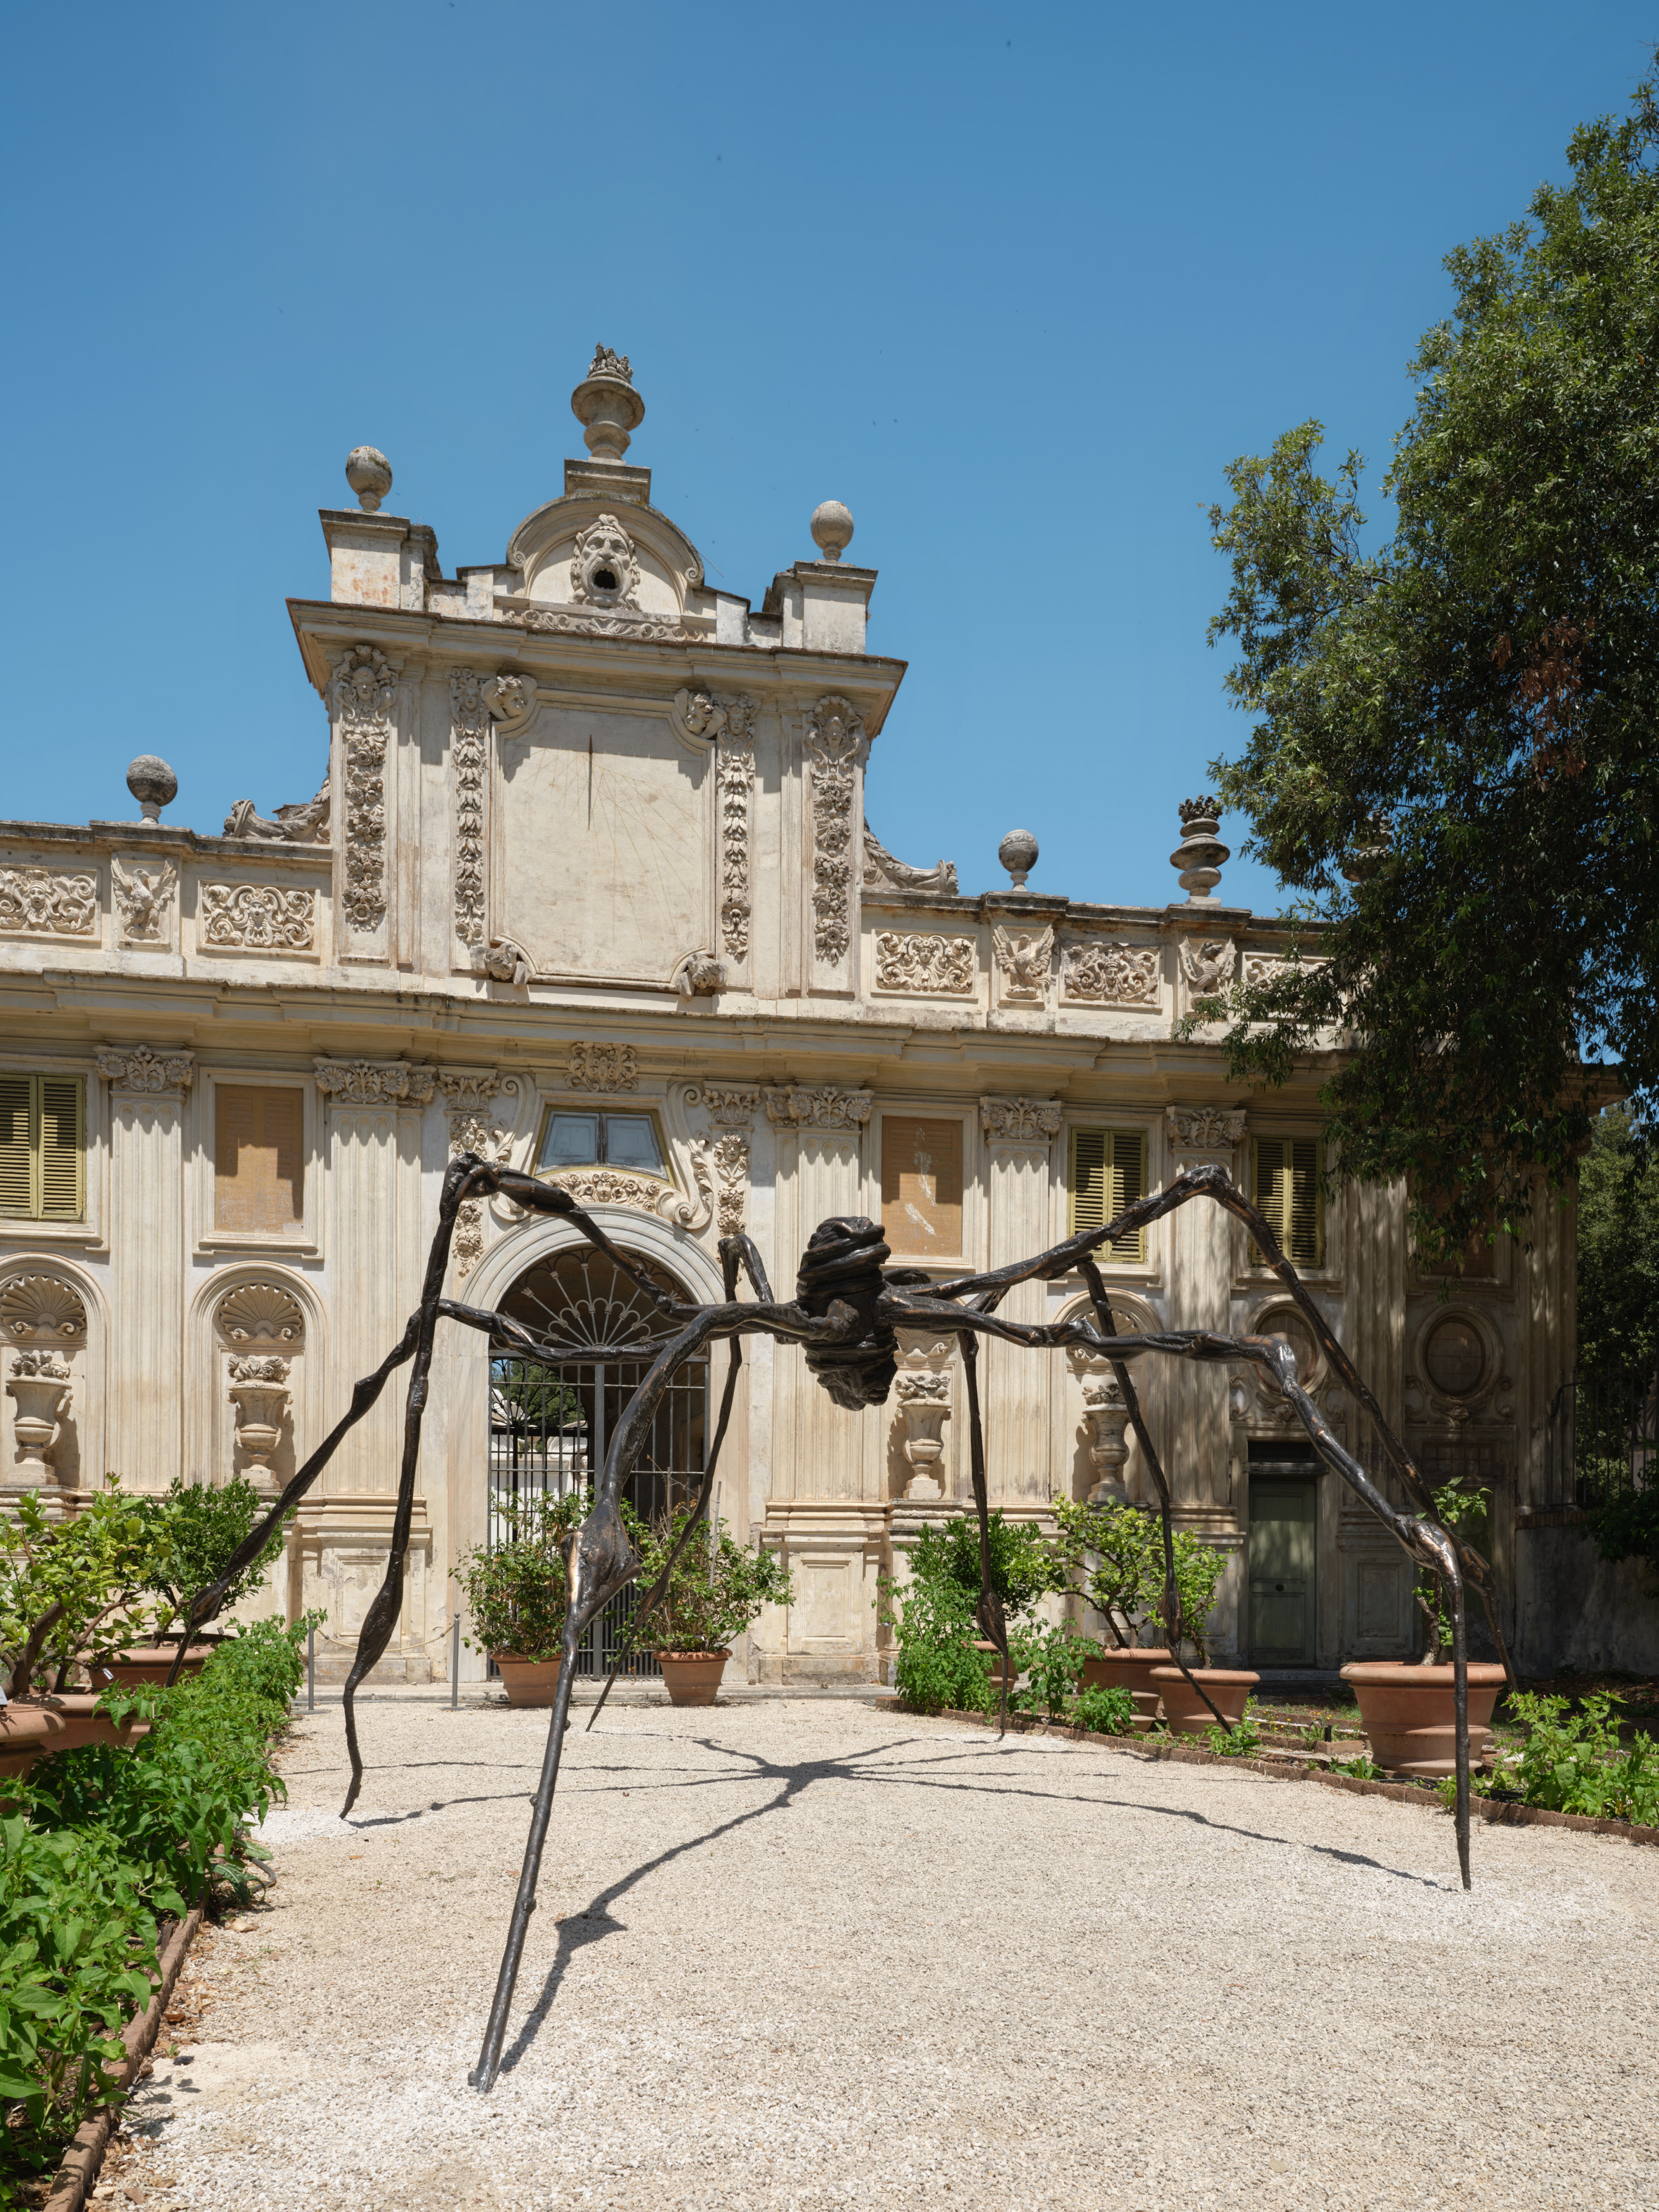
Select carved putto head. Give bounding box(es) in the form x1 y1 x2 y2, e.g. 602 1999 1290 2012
570 514 641 609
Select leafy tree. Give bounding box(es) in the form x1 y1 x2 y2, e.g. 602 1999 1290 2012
137 1477 290 1638
1576 1105 1659 1376
1200 61 1659 1262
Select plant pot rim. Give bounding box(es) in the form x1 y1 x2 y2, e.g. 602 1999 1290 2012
1340 1660 1509 1686
490 1650 563 1665
657 1647 731 1660
1148 1666 1261 1685
1090 1644 1173 1659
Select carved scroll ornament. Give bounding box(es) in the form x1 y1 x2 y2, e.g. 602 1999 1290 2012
567 1044 638 1093
0 869 98 939
329 644 395 935
199 883 315 952
763 1086 873 1133
1062 939 1160 1007
1166 1106 1247 1152
807 697 862 966
874 932 976 996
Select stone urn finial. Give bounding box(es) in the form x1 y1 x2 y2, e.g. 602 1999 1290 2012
126 756 178 823
571 345 645 464
346 445 393 513
896 1371 951 1501
7 1350 72 1487
1082 1373 1133 1506
810 499 855 562
1170 796 1229 902
997 829 1039 890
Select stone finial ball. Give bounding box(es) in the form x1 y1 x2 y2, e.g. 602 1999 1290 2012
126 756 178 821
346 445 393 513
998 829 1039 887
810 499 855 563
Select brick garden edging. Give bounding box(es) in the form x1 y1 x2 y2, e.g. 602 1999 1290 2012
935 1706 1659 1850
42 1898 207 2212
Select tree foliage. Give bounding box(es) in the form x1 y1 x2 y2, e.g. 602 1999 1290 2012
1203 62 1659 1259
1576 1105 1659 1376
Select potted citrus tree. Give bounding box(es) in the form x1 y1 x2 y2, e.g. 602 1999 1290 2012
0 1482 157 1776
632 1508 792 1706
105 1475 292 1685
1052 1497 1171 1727
1340 1479 1507 1774
459 1492 590 1706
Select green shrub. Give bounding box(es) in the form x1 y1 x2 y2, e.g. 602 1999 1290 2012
458 1492 591 1661
1070 1683 1136 1735
1205 1699 1263 1758
1445 1692 1659 1823
136 1477 291 1637
1010 1621 1097 1718
0 1484 154 1698
631 1510 792 1654
1 1617 308 2185
880 1511 1067 1716
1050 1496 1228 1661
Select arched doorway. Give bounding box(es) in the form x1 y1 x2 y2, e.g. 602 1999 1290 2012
487 1245 710 1677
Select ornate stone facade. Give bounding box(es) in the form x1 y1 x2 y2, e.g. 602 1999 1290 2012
0 869 97 939
1062 938 1160 1006
874 931 975 996
199 883 315 952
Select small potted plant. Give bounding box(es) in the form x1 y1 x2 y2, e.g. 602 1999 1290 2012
632 1508 793 1706
1052 1498 1171 1727
0 1483 157 1775
102 1475 291 1686
1340 1480 1507 1775
459 1492 589 1706
1141 1532 1258 1735
879 1510 1065 1713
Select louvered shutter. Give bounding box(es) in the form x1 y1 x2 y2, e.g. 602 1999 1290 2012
0 1074 35 1218
1287 1137 1321 1265
1107 1129 1147 1260
38 1077 84 1220
1069 1128 1108 1236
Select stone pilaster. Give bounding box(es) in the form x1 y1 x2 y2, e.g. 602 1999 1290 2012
96 1046 193 1490
980 1098 1062 1503
314 1059 435 1494
1165 1107 1247 1510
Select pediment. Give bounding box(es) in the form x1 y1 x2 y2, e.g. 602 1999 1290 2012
505 492 706 621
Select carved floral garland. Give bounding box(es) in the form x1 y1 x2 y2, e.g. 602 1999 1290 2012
450 671 489 952
717 704 756 963
329 644 395 935
807 696 861 966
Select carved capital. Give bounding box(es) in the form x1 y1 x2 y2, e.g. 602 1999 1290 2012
96 1044 194 1096
436 1069 515 1113
978 1096 1062 1143
686 1083 761 1130
313 1058 437 1107
763 1086 873 1133
1165 1105 1247 1154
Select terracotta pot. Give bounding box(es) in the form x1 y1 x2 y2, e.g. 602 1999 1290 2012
29 1692 152 1756
96 1643 218 1688
1340 1660 1508 1777
657 1650 730 1706
0 1699 67 1786
1081 1645 1172 1732
492 1654 564 1706
1150 1666 1260 1737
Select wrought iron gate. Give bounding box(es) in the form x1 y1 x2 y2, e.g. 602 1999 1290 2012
487 1248 709 1678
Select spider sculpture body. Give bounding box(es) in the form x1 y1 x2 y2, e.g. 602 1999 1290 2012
175 1157 1513 2091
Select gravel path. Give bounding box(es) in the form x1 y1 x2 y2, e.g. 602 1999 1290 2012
114 1698 1659 2211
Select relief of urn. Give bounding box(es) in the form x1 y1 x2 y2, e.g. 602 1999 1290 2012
6 1350 72 1486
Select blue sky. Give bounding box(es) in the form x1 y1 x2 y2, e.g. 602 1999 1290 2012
2 3 1653 916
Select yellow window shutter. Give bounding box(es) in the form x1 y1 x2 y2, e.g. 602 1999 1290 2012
1070 1128 1107 1235
1107 1129 1147 1260
0 1074 35 1218
1251 1134 1285 1263
1288 1136 1321 1265
39 1077 84 1222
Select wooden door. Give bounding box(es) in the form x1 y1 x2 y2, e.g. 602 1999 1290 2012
1249 1477 1316 1665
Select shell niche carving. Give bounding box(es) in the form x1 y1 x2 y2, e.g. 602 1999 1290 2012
215 1282 306 1346
1 1273 88 1342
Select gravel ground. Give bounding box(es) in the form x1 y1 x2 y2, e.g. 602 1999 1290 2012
112 1698 1659 2212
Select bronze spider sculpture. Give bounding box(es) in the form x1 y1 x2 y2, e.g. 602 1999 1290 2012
174 1155 1512 2093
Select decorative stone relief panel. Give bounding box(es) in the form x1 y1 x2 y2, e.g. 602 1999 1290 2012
0 867 98 940
567 1044 638 1093
439 1070 520 1279
112 860 176 947
506 606 700 645
313 1058 436 1106
874 931 976 996
1 1275 88 1342
764 1086 873 1133
684 1084 760 1129
1165 1105 1246 1154
806 696 863 969
1178 935 1237 1009
96 1045 194 1096
1062 938 1160 1008
1 1272 87 1492
717 703 756 964
707 1134 749 1235
199 883 315 952
548 1159 714 1236
328 643 396 939
450 671 490 954
7 1348 72 1487
214 1281 305 1345
992 924 1053 1003
978 1097 1062 1143
893 1331 955 1501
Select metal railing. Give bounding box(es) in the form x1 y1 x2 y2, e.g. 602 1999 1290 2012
1542 1367 1659 1510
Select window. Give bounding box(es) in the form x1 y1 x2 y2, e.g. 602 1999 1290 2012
1250 1134 1324 1267
1067 1126 1147 1260
216 1086 304 1235
880 1115 964 1258
537 1110 666 1177
0 1074 85 1222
